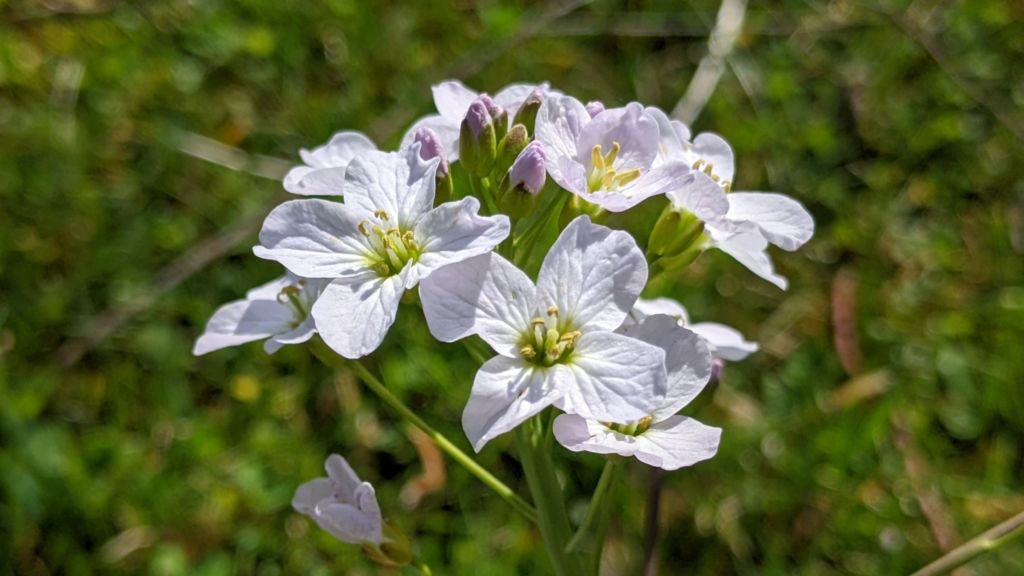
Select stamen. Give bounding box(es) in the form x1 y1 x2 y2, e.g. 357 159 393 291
692 159 705 170
520 345 536 359
591 144 605 170
358 221 371 237
703 163 714 176
374 209 390 221
614 168 642 187
603 141 620 166
547 306 559 317
722 181 732 192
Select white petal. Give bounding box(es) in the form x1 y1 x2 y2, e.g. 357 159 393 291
536 216 647 332
283 166 348 196
550 155 588 196
411 197 511 283
311 274 405 359
689 133 735 184
726 192 814 251
535 95 590 182
299 131 377 169
646 106 691 164
557 331 667 423
432 80 479 124
399 114 461 161
314 483 383 545
552 414 640 458
575 102 659 171
583 160 694 213
462 356 563 452
253 199 372 278
493 82 549 114
342 148 438 228
708 225 789 290
193 299 294 356
264 315 317 354
631 297 690 325
689 322 758 361
632 416 721 470
324 453 363 498
664 172 730 221
292 477 334 515
620 315 712 419
419 253 535 357
245 275 294 300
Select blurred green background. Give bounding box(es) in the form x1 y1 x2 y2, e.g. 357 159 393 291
2 0 1023 574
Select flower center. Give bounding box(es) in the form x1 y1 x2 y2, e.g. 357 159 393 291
605 415 654 436
691 158 731 192
586 142 642 193
277 279 311 328
519 306 582 366
358 210 421 277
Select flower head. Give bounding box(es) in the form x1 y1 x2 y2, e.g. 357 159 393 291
254 144 510 358
193 272 327 355
292 454 383 545
283 131 378 196
535 96 694 212
554 314 721 470
420 216 669 451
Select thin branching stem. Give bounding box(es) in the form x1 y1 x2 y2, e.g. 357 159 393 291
912 510 1024 576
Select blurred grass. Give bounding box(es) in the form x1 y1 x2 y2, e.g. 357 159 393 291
1 0 1023 574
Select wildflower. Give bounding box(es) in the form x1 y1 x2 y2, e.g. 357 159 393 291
628 297 758 362
283 131 377 196
292 454 383 545
419 216 668 451
553 314 721 470
193 272 327 355
535 96 694 212
254 144 510 358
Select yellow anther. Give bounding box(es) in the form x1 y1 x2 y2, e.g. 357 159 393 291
711 174 720 183
547 305 559 317
591 144 605 170
692 159 705 170
722 181 732 192
374 209 390 221
372 262 390 276
358 221 371 237
603 141 620 166
703 163 714 176
520 345 537 359
614 168 642 187
531 317 547 327
601 171 615 188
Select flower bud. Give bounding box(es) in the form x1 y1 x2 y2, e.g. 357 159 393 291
478 94 509 143
459 99 497 176
648 204 704 258
492 123 529 181
513 88 544 132
508 141 546 195
585 100 605 118
413 127 452 202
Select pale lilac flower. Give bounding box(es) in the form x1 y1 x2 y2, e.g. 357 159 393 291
254 144 510 359
412 126 449 178
292 454 383 545
584 101 605 118
628 297 758 362
193 272 328 355
420 216 668 451
283 131 378 196
508 141 547 194
535 95 693 212
554 314 721 471
400 80 558 162
648 107 815 289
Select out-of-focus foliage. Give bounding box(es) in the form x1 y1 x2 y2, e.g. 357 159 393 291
1 0 1022 574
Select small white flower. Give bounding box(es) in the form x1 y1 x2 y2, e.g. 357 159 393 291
648 108 815 289
254 144 510 359
292 454 383 545
534 95 694 212
283 131 378 196
420 216 668 451
554 314 721 471
628 297 758 362
400 80 556 162
193 272 327 355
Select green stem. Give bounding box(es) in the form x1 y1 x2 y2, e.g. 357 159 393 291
469 174 499 215
344 360 538 523
565 458 621 555
410 557 433 576
515 415 579 576
912 509 1024 576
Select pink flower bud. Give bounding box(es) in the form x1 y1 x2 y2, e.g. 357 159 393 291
585 100 605 118
412 126 449 178
465 100 492 137
508 141 546 195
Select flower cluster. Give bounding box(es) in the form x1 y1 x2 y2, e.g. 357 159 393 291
194 79 814 560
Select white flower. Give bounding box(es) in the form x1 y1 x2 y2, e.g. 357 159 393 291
292 454 383 545
534 95 694 212
400 80 556 162
283 131 378 196
628 297 758 362
254 144 510 359
648 107 815 289
420 216 668 451
193 272 327 355
553 314 721 470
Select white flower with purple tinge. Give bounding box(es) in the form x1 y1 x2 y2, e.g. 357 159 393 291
193 272 328 355
254 144 510 359
627 297 758 362
419 216 669 451
400 80 557 162
292 454 383 545
534 95 694 212
648 108 815 289
283 131 378 196
554 314 721 471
